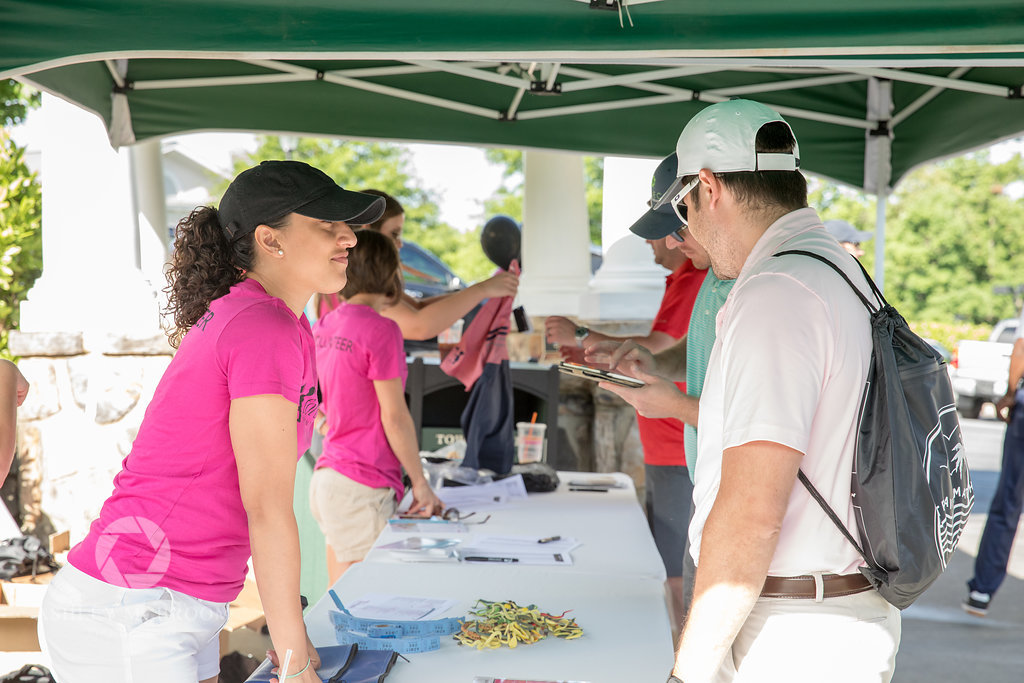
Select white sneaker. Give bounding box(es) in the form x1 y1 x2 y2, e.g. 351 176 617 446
963 590 991 617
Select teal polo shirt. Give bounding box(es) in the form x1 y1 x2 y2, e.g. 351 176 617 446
684 269 735 483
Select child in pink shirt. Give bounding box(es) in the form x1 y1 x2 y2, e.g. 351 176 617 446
311 229 442 583
39 161 386 683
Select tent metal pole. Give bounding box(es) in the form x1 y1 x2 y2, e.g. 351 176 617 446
545 63 561 90
243 58 500 119
132 73 303 89
516 92 696 119
506 87 527 119
875 189 887 293
840 66 1008 97
891 66 971 126
864 75 893 293
103 59 126 88
405 59 530 89
703 73 866 97
558 65 723 92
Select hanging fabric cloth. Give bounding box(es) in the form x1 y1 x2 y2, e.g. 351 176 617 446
441 261 519 473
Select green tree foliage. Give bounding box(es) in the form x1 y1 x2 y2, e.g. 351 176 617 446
0 81 42 358
482 149 604 244
234 136 498 282
809 149 1024 330
1 79 39 127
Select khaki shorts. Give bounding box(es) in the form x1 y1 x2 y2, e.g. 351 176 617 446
309 467 397 562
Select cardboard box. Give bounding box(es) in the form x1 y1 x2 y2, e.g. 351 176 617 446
0 606 40 651
0 571 53 651
1 579 50 609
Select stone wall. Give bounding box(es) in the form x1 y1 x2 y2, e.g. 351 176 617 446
9 330 173 544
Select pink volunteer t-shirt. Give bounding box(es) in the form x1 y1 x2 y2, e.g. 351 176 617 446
68 279 317 603
313 303 407 499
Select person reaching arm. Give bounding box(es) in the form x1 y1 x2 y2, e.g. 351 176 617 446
0 359 28 487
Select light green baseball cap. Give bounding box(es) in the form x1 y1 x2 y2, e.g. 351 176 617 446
652 99 800 210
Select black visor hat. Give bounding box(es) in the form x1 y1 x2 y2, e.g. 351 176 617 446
218 160 386 240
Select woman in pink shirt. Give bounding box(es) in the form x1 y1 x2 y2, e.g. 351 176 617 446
314 190 518 338
311 229 443 583
39 161 385 683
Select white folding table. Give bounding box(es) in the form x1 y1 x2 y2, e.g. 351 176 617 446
302 471 675 683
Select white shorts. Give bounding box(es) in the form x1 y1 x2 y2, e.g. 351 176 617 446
38 563 229 683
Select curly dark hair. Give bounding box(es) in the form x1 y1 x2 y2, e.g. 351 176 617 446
340 228 403 303
162 206 285 347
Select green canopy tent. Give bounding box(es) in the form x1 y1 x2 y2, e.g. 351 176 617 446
4 0 1024 604
3 0 1024 282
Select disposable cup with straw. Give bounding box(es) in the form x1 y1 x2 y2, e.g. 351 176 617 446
516 412 546 463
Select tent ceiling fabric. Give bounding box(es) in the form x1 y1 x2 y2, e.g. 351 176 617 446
3 1 1024 191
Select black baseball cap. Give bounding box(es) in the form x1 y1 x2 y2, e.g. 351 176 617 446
218 160 386 240
628 153 684 240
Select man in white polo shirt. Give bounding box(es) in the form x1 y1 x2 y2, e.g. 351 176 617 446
659 100 901 683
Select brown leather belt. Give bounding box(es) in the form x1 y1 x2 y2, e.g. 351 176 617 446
761 573 873 599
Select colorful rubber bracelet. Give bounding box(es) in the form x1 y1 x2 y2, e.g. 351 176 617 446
285 657 310 679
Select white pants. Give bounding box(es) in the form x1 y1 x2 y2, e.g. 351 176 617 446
713 589 901 683
38 564 229 683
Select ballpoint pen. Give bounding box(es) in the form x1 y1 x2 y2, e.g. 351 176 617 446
462 556 519 563
538 535 561 544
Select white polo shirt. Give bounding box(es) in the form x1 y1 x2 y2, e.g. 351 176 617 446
690 207 873 577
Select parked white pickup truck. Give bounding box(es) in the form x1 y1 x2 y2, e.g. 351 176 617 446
953 318 1019 418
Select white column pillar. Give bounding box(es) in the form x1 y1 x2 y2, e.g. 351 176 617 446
19 94 161 342
518 149 591 316
579 156 666 321
130 140 170 293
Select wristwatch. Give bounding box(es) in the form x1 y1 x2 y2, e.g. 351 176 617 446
574 325 590 346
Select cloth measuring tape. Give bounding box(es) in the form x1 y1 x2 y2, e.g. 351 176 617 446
328 590 463 654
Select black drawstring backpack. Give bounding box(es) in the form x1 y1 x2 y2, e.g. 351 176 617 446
775 249 975 609
0 665 55 683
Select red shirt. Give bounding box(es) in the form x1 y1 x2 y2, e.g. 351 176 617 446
637 260 705 466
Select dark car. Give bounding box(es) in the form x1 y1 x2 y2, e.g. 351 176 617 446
399 240 464 299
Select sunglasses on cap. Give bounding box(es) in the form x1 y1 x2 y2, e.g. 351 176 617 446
668 177 701 228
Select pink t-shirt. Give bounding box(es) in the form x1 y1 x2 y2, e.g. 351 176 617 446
313 303 407 499
68 279 317 603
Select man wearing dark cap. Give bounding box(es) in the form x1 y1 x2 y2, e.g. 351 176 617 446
545 153 707 630
586 153 735 634
655 100 900 683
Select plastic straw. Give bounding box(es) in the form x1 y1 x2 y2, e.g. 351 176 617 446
526 411 538 440
279 648 293 682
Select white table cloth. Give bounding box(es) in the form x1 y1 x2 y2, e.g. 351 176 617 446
303 471 675 683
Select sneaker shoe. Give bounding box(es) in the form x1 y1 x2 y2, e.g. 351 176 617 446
963 590 991 617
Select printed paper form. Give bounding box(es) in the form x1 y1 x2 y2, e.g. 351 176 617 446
456 535 581 566
434 474 529 511
343 593 459 621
